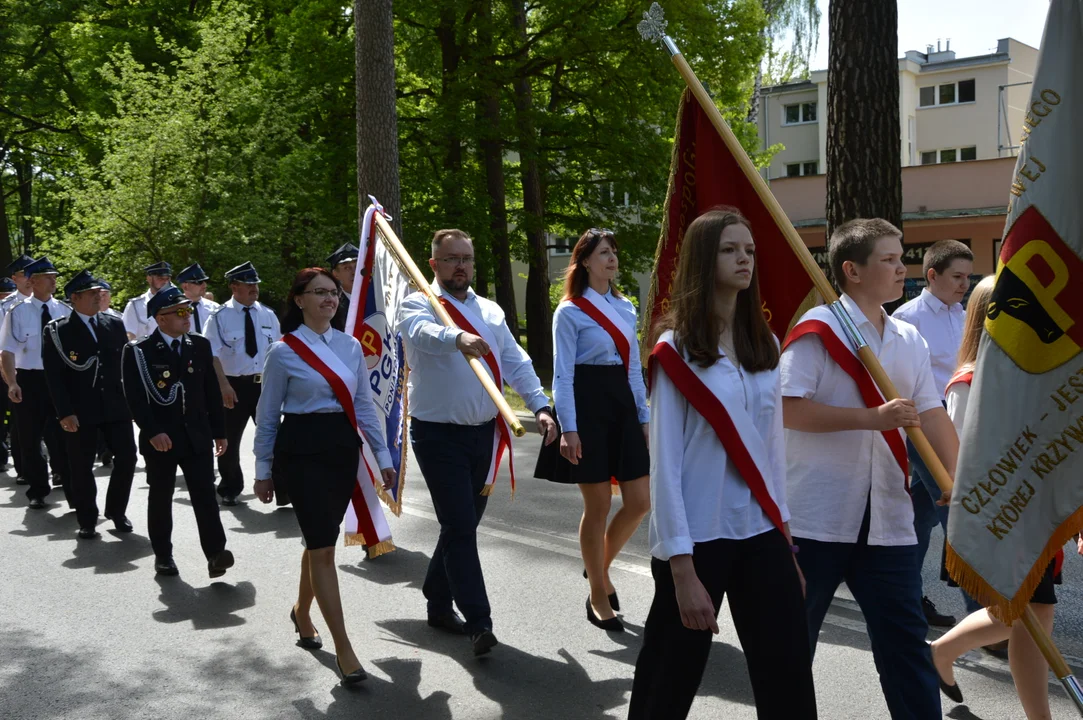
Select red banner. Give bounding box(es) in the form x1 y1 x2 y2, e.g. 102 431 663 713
646 88 815 342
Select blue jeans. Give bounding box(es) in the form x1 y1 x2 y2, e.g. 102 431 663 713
908 440 982 614
410 418 495 634
796 503 940 720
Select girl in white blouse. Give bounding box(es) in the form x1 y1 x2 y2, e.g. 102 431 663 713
931 276 1059 719
629 208 815 719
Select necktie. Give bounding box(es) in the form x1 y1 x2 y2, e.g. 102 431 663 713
171 338 181 357
193 304 201 333
40 303 51 329
244 306 257 358
88 316 99 344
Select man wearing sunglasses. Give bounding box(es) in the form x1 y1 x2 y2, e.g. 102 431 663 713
122 284 233 578
176 263 221 336
326 242 359 332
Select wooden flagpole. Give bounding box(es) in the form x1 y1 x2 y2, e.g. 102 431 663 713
371 210 526 438
637 4 950 496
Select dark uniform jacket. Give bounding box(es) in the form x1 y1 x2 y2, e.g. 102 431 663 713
122 331 225 457
331 291 351 332
42 312 131 425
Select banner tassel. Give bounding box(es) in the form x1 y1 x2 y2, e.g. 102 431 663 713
480 484 495 497
365 539 396 559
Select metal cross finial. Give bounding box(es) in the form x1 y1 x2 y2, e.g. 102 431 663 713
637 3 679 56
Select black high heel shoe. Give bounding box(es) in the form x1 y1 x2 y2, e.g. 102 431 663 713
336 657 367 685
290 607 323 650
583 569 620 612
586 596 625 632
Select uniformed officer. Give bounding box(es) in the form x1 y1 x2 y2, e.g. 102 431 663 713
123 261 172 341
0 277 16 472
99 281 123 320
0 257 72 509
121 284 233 577
204 261 281 506
176 263 220 334
326 243 359 332
0 255 36 481
43 271 137 538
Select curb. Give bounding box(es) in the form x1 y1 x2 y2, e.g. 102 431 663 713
515 411 538 434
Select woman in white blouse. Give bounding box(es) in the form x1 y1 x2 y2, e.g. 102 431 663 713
629 208 816 719
252 268 396 687
533 228 651 633
931 276 1059 719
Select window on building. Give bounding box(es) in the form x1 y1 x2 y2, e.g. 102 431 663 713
786 163 801 177
785 162 817 177
920 146 979 164
783 102 817 125
803 161 818 176
921 151 938 165
919 79 977 108
960 146 977 161
940 148 957 163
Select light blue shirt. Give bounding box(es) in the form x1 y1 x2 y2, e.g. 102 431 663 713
552 291 650 432
76 311 99 342
253 324 392 478
396 284 549 425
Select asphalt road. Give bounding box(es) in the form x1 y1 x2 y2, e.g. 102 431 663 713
1 421 1081 720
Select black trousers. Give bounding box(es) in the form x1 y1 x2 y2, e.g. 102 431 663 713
629 530 818 720
217 375 261 497
65 419 137 529
14 369 69 502
145 447 226 560
410 418 494 635
0 378 10 466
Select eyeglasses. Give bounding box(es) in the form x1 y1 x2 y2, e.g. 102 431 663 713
302 288 339 298
436 256 475 267
164 308 193 318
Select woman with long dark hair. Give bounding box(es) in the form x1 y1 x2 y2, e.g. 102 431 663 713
252 268 396 686
534 228 650 632
629 208 816 719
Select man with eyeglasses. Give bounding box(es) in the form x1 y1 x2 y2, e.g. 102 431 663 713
123 261 173 342
176 263 221 335
43 271 137 538
397 228 557 657
326 243 359 332
122 284 233 577
203 261 281 506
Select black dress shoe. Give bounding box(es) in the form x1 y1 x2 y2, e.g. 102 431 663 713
107 514 133 533
155 556 179 576
290 607 323 649
922 596 956 627
208 549 235 578
98 454 113 468
28 497 46 510
77 526 100 539
220 495 240 507
583 569 620 612
472 629 499 656
428 611 466 635
336 657 367 685
586 596 625 632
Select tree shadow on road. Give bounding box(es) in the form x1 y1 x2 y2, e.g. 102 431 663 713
289 657 455 720
151 575 257 630
339 547 431 592
61 529 154 574
377 618 629 720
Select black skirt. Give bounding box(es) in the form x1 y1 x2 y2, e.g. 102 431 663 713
534 364 650 485
276 412 361 549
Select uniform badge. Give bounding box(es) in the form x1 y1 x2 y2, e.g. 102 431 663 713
187 367 194 374
69 351 77 361
163 370 171 379
157 380 166 389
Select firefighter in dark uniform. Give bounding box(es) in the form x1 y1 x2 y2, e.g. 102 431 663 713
327 243 359 332
122 284 234 577
43 271 138 539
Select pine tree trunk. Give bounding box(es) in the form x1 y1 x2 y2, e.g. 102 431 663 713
14 154 34 251
476 0 518 336
825 0 902 238
0 147 12 270
355 0 403 239
511 0 551 379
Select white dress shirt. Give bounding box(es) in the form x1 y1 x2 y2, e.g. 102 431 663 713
253 324 392 478
122 289 158 341
75 311 99 342
648 330 788 561
551 290 649 432
0 296 72 370
946 383 970 436
204 298 282 376
0 291 30 323
892 289 965 396
189 297 221 335
397 284 549 425
780 293 941 546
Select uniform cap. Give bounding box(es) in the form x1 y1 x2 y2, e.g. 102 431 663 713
176 263 210 283
325 243 360 268
0 277 16 293
4 255 34 276
143 260 173 277
224 261 260 284
63 270 105 299
146 284 192 318
25 257 58 278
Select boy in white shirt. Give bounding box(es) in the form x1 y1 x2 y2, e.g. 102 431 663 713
780 218 959 718
893 240 979 626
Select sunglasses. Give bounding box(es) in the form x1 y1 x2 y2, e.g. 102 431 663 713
162 307 193 318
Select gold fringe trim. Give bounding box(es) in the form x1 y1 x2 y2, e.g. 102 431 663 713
480 483 495 497
641 87 691 367
787 287 823 336
365 539 396 559
375 370 410 517
344 532 366 547
945 503 1083 624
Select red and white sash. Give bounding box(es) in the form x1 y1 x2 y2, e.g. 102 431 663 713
783 314 910 489
648 336 785 535
436 289 516 497
570 288 635 375
282 331 394 553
